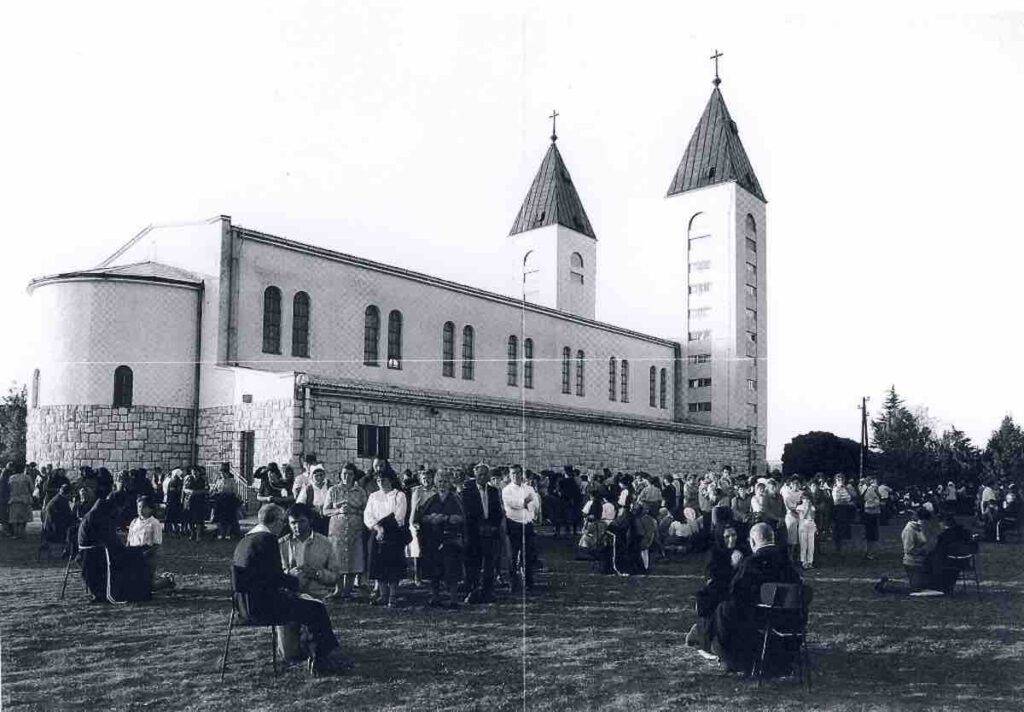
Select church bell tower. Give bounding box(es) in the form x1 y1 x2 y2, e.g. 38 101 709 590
667 54 768 467
509 114 597 320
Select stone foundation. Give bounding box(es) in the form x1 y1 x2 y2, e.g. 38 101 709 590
26 405 196 473
196 399 295 473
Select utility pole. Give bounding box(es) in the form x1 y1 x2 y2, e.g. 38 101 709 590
858 396 870 479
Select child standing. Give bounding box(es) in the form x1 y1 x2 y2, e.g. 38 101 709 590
796 490 817 569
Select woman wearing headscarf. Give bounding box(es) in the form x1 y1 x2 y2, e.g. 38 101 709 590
295 465 331 534
406 468 437 586
363 468 408 607
415 468 466 608
323 463 368 600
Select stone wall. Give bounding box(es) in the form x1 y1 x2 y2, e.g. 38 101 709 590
196 399 296 474
26 405 196 472
303 392 750 475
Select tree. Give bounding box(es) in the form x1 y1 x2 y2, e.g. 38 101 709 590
0 383 27 468
984 415 1024 481
782 431 862 477
870 385 937 485
934 426 982 483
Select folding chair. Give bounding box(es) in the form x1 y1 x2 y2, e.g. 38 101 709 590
219 593 287 681
60 545 126 604
946 541 981 600
996 517 1019 543
752 582 812 688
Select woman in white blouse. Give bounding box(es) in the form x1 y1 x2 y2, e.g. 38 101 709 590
363 469 409 607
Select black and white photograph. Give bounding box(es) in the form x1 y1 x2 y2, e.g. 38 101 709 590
1 2 1022 710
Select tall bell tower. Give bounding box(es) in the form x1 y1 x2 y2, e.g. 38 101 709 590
667 54 768 468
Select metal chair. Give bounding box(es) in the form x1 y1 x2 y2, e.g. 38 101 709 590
219 593 286 681
946 541 981 599
996 516 1020 543
751 582 812 688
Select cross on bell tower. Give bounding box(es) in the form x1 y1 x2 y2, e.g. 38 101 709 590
549 109 559 142
711 49 723 86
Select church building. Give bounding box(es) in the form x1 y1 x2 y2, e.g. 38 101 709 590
25 71 767 478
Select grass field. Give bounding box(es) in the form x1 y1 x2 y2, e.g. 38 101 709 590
1 517 1022 712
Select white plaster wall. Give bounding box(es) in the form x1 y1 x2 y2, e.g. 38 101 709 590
555 225 597 320
200 365 296 409
230 235 677 420
30 279 199 408
510 226 558 310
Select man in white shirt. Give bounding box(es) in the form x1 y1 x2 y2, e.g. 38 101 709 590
502 465 539 593
279 502 340 596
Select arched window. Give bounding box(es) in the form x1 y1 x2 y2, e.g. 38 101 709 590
262 286 282 354
570 252 584 285
31 368 40 409
561 347 571 394
745 213 757 235
387 310 402 369
524 338 534 389
649 366 657 407
291 291 310 358
507 335 518 386
113 365 133 408
575 350 585 397
363 306 380 366
659 368 668 409
442 321 455 377
608 357 617 401
620 360 629 403
462 326 475 380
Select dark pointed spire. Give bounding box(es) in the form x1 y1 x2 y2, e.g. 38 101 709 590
510 138 596 239
666 86 766 202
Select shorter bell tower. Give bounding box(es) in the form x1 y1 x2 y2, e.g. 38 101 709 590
509 114 597 319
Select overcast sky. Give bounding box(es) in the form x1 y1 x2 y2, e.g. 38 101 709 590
3 1 1022 460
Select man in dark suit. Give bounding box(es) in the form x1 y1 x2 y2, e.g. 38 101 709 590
231 504 352 674
461 463 504 604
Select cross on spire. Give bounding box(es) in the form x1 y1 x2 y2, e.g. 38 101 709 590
549 109 559 142
710 49 723 86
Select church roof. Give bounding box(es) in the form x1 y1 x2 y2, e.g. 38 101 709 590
28 261 203 292
510 142 596 239
667 87 765 202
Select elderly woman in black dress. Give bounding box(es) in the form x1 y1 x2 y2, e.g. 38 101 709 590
415 468 466 608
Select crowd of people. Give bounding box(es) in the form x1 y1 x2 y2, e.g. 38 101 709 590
2 453 1021 677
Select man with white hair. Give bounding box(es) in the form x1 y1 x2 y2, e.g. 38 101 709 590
704 522 803 672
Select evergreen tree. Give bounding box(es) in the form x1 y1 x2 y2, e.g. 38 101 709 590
870 385 936 485
984 415 1024 480
0 384 27 467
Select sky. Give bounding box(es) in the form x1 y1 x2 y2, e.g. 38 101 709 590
2 1 1023 460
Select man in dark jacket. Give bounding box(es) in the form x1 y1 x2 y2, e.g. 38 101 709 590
709 522 804 672
231 504 352 674
461 463 504 604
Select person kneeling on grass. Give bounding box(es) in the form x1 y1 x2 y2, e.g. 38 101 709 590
232 504 353 675
127 495 175 592
875 507 946 596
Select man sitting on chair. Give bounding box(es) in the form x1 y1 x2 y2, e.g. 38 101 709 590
231 504 352 674
706 522 803 672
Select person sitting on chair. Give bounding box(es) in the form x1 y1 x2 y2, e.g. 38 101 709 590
687 525 745 650
231 504 352 674
706 522 803 672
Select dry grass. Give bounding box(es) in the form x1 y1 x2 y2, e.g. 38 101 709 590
1 518 1022 712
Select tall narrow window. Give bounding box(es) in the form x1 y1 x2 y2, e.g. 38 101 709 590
462 326 475 380
659 368 668 409
524 338 534 389
262 286 282 354
570 252 584 284
649 366 657 407
620 360 629 403
575 350 585 396
113 365 133 408
31 368 40 408
561 347 571 394
291 291 310 358
608 357 617 401
387 310 402 369
507 335 518 386
442 321 455 377
363 306 380 366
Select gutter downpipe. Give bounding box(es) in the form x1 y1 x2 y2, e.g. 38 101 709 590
191 283 205 468
296 373 311 463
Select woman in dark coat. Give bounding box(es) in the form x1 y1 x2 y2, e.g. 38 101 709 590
41 483 76 557
182 466 210 541
415 468 466 608
163 469 184 536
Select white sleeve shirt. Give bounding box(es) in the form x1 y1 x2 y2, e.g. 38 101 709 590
502 483 538 525
127 516 163 547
